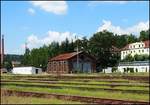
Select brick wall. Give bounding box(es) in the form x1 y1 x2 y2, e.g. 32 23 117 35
47 60 69 74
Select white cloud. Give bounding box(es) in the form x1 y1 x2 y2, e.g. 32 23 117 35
21 31 82 50
30 1 67 15
97 20 149 35
88 1 128 6
28 8 35 15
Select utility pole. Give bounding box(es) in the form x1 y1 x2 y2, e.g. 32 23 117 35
76 35 79 72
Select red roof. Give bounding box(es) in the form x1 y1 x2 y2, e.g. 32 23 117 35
121 40 150 50
111 46 120 52
143 40 150 48
121 44 129 50
50 51 82 61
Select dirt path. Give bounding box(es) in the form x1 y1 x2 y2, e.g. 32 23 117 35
1 89 149 104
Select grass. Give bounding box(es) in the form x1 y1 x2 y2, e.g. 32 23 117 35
1 95 82 104
1 81 149 91
1 73 149 104
2 72 149 76
2 79 149 86
1 85 149 102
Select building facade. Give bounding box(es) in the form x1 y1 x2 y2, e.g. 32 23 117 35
121 40 149 60
118 61 149 73
47 51 96 74
12 67 42 74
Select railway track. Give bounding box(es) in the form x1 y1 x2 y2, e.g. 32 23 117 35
1 80 149 87
2 75 149 81
1 82 149 94
1 89 149 104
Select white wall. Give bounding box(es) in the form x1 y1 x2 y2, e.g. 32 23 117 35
12 67 42 74
121 42 149 60
118 65 149 73
103 67 112 73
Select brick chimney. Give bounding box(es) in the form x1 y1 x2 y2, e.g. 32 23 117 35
0 34 4 68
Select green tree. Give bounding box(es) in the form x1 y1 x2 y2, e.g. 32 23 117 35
139 30 149 41
124 54 134 62
4 61 12 72
89 30 118 71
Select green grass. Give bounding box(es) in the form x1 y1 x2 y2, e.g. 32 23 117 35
1 72 149 78
1 85 149 102
2 79 149 86
1 95 82 104
1 81 149 91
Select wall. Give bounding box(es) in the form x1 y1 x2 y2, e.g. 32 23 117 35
47 60 69 74
12 67 42 74
121 42 149 60
118 65 149 73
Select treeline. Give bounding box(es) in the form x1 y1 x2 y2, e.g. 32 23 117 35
21 29 149 72
3 54 23 71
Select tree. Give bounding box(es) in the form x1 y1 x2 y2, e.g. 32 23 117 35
4 61 12 72
123 54 134 62
89 30 118 71
139 29 149 41
127 34 138 44
22 48 31 66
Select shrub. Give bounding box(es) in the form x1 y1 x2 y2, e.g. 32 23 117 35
123 68 127 73
136 68 138 72
123 54 134 62
112 67 117 73
130 68 134 73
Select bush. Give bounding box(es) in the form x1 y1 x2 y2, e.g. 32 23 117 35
112 67 117 73
123 54 134 62
134 54 149 61
124 68 127 73
130 68 134 73
136 68 138 72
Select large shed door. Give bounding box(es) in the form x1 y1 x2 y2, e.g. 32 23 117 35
83 62 91 73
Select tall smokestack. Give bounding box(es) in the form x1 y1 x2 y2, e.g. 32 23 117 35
1 35 4 67
0 34 1 68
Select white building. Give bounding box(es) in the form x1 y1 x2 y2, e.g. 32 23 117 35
118 61 149 73
12 67 42 74
121 40 149 60
103 67 112 73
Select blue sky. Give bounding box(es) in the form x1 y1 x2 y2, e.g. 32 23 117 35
1 1 149 54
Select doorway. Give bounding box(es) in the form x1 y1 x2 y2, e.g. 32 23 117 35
35 69 38 74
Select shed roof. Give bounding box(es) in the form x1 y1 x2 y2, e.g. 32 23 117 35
50 51 83 61
49 51 95 61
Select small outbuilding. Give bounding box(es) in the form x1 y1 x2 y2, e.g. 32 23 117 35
47 51 96 74
12 66 42 74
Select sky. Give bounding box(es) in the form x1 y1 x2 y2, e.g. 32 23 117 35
1 1 149 55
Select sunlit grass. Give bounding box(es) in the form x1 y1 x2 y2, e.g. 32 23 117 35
2 81 149 91
1 95 82 104
1 85 149 102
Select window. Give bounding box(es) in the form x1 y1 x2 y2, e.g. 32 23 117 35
133 45 135 48
142 50 144 52
139 50 140 53
139 45 140 47
131 51 132 53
